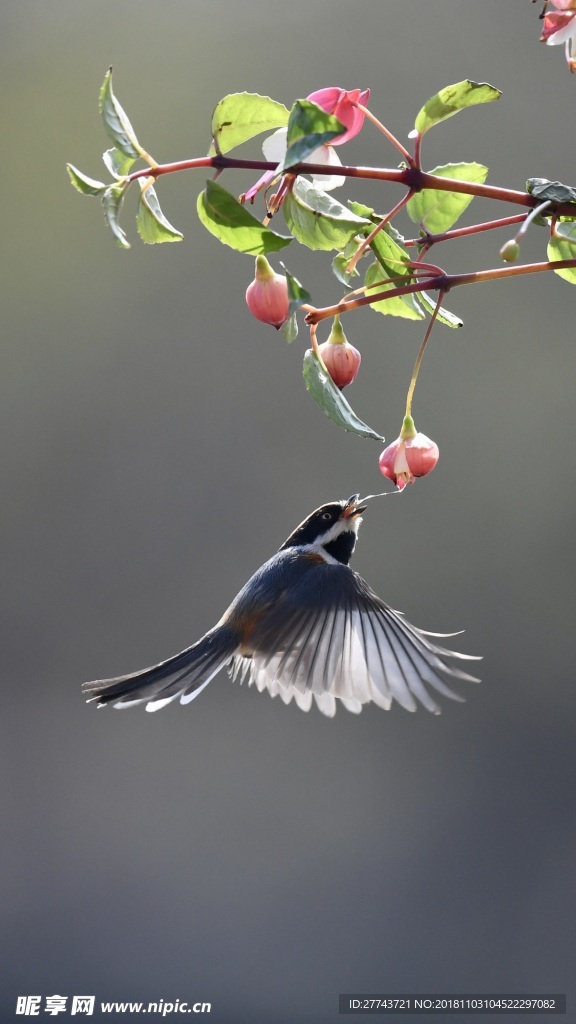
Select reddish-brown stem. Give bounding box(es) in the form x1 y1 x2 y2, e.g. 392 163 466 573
125 157 576 217
413 133 422 169
404 213 528 249
127 156 407 184
444 259 576 288
342 266 437 303
408 258 444 277
347 191 414 273
415 170 542 208
305 258 576 325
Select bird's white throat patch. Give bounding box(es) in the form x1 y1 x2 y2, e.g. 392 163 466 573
303 514 362 565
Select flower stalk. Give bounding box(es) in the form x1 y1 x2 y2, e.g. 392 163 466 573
405 292 444 419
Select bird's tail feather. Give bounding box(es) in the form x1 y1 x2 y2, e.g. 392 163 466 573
82 626 239 712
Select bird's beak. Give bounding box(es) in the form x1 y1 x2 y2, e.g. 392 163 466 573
341 493 367 519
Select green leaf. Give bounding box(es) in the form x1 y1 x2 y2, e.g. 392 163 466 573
136 183 183 244
103 147 137 179
331 237 363 287
280 261 311 316
99 68 141 159
548 226 576 283
413 80 501 136
386 221 409 246
303 348 384 441
526 178 576 205
347 200 379 221
420 291 463 328
370 226 413 274
209 92 290 155
66 164 107 196
281 312 299 343
277 100 344 173
102 183 130 248
406 162 489 233
283 178 371 252
196 180 292 254
366 225 461 325
365 261 424 320
277 263 311 342
332 252 360 287
366 228 424 320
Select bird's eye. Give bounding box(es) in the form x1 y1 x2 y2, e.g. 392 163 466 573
322 512 332 521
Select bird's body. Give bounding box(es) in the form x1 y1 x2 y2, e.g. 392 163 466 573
83 495 480 717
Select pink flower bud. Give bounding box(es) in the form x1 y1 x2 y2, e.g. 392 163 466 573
318 317 361 389
246 256 290 329
379 417 439 490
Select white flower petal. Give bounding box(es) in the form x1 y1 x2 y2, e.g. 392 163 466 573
393 442 411 477
262 128 288 162
261 134 344 192
309 145 344 192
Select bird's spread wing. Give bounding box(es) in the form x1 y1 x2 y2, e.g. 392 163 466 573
229 560 480 717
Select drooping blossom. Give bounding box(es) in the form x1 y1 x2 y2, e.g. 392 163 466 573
246 255 290 329
243 87 370 204
317 316 361 389
306 88 370 146
379 416 439 490
541 1 576 70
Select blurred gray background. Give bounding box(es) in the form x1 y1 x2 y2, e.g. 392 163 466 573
1 2 574 1022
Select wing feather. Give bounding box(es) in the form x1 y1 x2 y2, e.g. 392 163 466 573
231 557 479 716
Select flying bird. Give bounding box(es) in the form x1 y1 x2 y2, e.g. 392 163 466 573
83 494 480 717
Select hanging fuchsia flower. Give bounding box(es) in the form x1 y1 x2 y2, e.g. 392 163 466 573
541 1 576 70
246 255 290 329
306 88 370 146
379 416 439 490
243 87 370 204
317 316 361 389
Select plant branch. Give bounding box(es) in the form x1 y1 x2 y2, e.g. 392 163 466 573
124 157 576 217
403 213 528 249
305 258 576 325
346 191 414 274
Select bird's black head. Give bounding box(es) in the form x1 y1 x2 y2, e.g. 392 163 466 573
279 494 367 565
